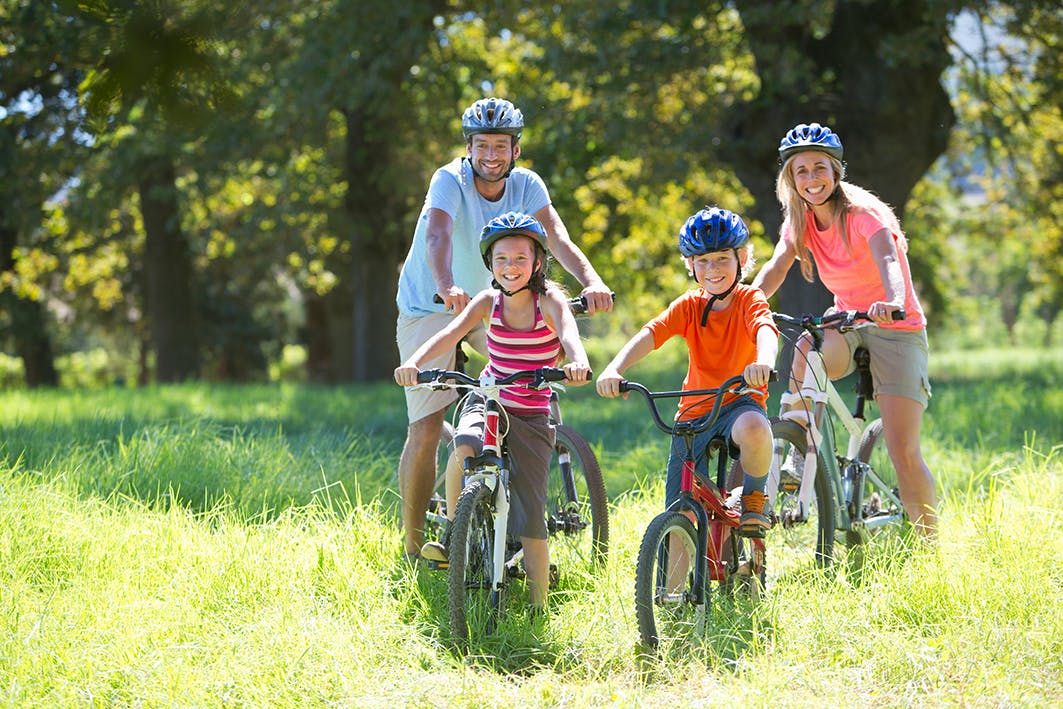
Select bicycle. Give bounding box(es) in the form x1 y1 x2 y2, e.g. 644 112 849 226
414 366 582 640
423 295 609 568
622 374 774 651
766 309 908 576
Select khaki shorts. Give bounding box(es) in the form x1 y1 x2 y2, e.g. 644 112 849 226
396 312 487 424
840 327 931 408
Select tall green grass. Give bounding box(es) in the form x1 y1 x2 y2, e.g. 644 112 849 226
1 349 1060 706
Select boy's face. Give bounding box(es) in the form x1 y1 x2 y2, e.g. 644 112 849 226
687 249 745 295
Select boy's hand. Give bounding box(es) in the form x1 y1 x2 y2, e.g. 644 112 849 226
394 364 420 387
743 363 774 388
596 367 625 398
563 361 592 386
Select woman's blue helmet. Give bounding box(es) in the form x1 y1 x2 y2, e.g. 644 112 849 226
678 207 750 257
462 98 524 140
479 211 547 267
778 122 844 162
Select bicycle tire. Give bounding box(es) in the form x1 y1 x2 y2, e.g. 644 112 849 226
855 418 905 535
447 480 502 640
547 424 609 568
634 511 705 651
768 418 836 570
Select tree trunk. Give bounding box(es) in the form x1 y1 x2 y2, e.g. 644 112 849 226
0 222 59 387
138 154 199 382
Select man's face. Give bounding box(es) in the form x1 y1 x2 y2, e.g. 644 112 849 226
467 134 519 183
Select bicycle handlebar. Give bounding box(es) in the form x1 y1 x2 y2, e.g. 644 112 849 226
618 372 777 438
416 366 590 388
772 308 906 331
433 292 615 314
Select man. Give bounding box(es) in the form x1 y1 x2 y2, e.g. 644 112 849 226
395 97 612 559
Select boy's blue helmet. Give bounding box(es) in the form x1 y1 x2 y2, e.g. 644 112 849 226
779 122 844 162
678 207 750 257
462 97 524 139
480 211 547 267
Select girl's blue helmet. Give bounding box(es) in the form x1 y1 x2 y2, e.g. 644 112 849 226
678 207 750 257
462 97 524 139
778 122 844 162
480 212 547 267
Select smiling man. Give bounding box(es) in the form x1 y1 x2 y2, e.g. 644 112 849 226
393 97 612 562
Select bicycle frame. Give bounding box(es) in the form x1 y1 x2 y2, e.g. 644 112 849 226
769 312 906 538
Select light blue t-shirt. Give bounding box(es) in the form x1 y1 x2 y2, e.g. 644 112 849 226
397 157 551 317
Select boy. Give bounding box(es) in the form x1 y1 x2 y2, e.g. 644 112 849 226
596 207 778 534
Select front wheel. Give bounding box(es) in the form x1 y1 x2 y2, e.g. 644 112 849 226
547 425 609 568
447 480 501 641
634 512 705 651
767 418 836 573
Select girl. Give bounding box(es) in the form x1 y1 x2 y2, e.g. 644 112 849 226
752 122 938 537
394 211 591 607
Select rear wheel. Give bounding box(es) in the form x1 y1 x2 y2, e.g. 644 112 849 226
767 419 836 574
546 425 609 569
634 512 705 651
447 481 501 641
850 418 908 560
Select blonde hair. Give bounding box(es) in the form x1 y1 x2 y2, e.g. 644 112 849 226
776 155 906 282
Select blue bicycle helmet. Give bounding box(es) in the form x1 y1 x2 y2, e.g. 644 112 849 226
778 122 844 162
678 207 750 257
479 211 548 267
462 97 524 139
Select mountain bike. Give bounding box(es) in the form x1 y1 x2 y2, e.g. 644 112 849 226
766 310 908 576
423 295 609 568
414 366 582 641
622 374 774 651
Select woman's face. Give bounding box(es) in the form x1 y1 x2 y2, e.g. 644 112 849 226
790 151 838 206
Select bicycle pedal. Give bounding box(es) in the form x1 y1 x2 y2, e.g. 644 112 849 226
424 558 449 571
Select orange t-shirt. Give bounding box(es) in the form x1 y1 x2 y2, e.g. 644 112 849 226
644 284 777 421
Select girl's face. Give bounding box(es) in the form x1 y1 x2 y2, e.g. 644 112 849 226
790 151 838 206
688 249 743 296
490 235 539 290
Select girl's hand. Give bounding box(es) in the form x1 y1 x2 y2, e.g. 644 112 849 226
743 363 774 388
595 367 625 398
393 364 420 387
563 361 592 386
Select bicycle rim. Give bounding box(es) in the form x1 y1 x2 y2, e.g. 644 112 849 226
634 512 705 652
768 419 836 575
448 481 500 641
546 424 609 569
851 418 908 561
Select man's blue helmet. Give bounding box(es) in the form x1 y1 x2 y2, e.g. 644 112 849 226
778 122 844 162
462 97 524 139
479 211 547 267
678 207 750 257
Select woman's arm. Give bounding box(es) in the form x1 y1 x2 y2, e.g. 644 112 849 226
751 237 798 299
867 228 906 322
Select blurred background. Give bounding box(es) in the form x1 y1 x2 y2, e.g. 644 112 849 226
1 0 1059 387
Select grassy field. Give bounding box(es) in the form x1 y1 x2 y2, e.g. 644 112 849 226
1 348 1061 706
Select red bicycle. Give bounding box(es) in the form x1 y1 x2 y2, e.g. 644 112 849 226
621 374 774 650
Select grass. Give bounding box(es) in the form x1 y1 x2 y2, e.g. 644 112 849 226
1 348 1061 706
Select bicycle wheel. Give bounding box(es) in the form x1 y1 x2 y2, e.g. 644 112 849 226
767 418 836 572
634 511 705 651
546 424 609 568
423 421 454 545
447 480 502 641
856 418 905 535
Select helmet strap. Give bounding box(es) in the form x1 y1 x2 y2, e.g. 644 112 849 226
491 278 530 297
699 257 741 327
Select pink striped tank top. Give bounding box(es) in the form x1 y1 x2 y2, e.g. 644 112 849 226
482 291 562 414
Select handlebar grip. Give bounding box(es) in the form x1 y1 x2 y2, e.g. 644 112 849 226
570 292 616 314
892 309 906 321
416 369 445 383
433 294 444 304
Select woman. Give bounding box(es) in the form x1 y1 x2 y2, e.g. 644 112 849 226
753 122 937 537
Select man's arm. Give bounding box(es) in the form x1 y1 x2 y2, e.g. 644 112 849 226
424 208 473 314
534 204 613 313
